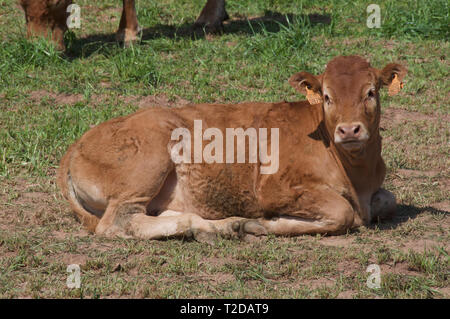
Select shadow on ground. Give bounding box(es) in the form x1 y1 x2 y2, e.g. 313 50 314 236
370 204 449 231
65 11 330 59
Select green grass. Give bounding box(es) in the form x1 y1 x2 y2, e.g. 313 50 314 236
0 0 448 298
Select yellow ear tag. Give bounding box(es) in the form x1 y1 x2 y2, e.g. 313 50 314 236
305 87 323 105
388 74 403 96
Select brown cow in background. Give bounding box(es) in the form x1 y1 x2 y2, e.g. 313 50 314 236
19 0 228 50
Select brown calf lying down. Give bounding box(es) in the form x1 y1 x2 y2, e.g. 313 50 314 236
57 56 407 241
19 0 228 50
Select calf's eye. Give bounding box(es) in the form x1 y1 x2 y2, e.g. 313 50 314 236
324 94 330 103
367 90 375 98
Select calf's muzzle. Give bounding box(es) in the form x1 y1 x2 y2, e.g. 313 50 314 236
334 122 368 150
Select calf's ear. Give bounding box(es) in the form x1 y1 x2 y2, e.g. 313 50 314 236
378 63 407 96
289 72 323 105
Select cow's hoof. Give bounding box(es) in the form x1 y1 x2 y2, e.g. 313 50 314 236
194 21 224 34
116 26 142 46
192 229 218 245
231 219 268 240
243 234 268 243
96 224 132 239
194 1 229 33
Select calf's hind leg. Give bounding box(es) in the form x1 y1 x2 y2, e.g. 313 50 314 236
94 198 151 238
94 196 267 241
91 151 174 237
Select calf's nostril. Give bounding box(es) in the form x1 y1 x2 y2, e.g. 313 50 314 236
337 124 363 139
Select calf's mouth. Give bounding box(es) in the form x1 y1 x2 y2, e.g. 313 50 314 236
338 139 365 151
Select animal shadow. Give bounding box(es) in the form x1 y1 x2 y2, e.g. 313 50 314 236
370 204 449 231
65 10 330 59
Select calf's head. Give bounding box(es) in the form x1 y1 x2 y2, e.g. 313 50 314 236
289 56 407 154
20 0 72 50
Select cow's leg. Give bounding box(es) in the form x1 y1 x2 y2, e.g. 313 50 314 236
126 212 216 241
194 0 229 32
125 211 267 243
90 152 174 237
259 190 362 236
20 0 72 50
93 165 172 237
370 188 396 222
94 198 151 238
116 0 141 44
92 179 267 241
157 211 268 240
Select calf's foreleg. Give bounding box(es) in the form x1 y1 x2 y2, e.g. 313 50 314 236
116 0 141 44
259 190 363 236
126 211 267 243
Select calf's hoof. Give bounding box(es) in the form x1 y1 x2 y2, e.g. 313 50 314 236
231 219 268 240
116 26 142 46
194 0 229 33
95 223 132 239
191 229 218 245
